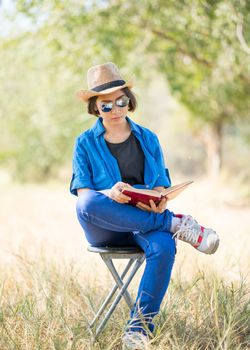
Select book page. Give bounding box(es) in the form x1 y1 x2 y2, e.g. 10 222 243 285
161 181 193 200
122 186 161 198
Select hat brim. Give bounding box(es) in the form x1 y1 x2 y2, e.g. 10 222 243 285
76 81 134 102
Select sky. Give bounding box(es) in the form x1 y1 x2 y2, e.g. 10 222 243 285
0 0 96 38
0 0 25 37
0 0 46 38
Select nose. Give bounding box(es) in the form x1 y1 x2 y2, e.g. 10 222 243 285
111 105 122 114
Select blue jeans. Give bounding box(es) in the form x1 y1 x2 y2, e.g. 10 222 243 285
76 190 176 334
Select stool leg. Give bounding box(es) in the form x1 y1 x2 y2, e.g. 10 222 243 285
90 258 134 328
95 256 145 338
103 258 134 309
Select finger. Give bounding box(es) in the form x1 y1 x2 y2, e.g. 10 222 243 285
136 203 150 211
148 200 160 213
136 204 145 211
158 197 167 205
136 202 151 209
117 199 129 204
110 191 127 203
120 186 133 196
157 202 164 211
149 199 157 211
117 181 132 190
115 197 130 204
138 203 155 212
157 198 167 209
157 205 166 213
137 201 152 210
114 188 130 200
115 182 130 192
125 183 133 188
120 194 131 201
117 192 131 202
163 197 168 204
111 195 129 204
116 181 127 186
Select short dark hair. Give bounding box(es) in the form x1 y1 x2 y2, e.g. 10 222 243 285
87 87 137 117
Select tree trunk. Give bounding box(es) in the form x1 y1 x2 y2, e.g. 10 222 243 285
197 122 223 178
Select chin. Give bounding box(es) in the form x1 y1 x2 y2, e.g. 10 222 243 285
111 116 124 120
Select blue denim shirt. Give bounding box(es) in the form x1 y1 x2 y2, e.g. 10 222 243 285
70 116 171 196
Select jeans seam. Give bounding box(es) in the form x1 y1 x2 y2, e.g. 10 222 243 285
134 233 151 256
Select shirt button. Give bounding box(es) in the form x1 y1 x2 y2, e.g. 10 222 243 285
146 185 149 188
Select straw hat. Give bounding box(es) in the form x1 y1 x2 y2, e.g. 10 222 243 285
77 62 133 102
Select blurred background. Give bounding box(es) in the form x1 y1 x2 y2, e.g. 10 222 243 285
1 0 250 184
0 1 249 348
0 0 250 274
1 0 250 286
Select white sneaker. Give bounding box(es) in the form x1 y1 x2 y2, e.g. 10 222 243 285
122 331 149 350
173 215 219 254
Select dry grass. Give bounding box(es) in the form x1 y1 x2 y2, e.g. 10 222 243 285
0 179 249 349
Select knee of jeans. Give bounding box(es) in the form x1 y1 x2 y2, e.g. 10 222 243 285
76 190 97 216
149 233 176 261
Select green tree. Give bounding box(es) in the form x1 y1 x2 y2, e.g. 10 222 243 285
83 0 250 176
0 32 91 181
1 0 250 179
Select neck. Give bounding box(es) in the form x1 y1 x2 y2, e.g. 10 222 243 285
103 117 130 135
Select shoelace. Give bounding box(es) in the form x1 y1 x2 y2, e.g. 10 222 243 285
122 332 149 348
173 216 200 244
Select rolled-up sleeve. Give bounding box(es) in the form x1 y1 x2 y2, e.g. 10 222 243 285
153 135 171 188
70 138 94 196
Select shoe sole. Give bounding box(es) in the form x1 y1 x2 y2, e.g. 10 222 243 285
196 237 220 255
207 238 220 255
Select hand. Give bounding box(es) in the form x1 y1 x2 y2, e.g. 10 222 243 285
136 197 168 213
109 182 132 204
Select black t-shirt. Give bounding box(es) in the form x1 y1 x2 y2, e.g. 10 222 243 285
105 133 145 186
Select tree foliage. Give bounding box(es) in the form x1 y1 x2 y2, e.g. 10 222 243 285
0 0 249 180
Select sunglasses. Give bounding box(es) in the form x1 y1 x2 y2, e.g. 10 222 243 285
100 95 130 113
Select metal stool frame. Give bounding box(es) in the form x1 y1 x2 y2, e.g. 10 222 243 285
87 246 145 339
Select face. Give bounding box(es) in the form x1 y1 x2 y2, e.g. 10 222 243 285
95 89 129 125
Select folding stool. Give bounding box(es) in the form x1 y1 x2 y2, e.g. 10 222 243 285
87 245 145 339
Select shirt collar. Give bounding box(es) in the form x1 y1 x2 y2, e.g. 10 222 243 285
91 116 142 137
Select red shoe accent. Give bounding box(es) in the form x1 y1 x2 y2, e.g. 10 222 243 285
174 214 184 219
193 226 204 248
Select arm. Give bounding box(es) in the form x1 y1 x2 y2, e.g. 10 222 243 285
70 138 94 196
77 188 91 196
77 182 131 204
77 188 111 197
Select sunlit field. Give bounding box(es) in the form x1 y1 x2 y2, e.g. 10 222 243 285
0 180 249 349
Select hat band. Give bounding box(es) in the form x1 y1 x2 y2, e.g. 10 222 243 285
91 80 126 92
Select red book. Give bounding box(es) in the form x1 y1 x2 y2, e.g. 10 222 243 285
122 181 193 206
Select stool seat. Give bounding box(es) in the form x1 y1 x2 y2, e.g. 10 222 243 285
88 246 144 260
87 245 144 256
87 244 145 339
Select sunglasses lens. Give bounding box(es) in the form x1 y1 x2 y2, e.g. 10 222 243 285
101 102 112 112
100 96 129 113
116 96 130 107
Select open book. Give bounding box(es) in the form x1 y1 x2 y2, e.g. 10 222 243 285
122 181 193 206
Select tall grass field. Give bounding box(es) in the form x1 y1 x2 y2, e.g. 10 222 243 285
0 180 249 349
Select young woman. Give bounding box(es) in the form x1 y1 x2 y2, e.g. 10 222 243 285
70 62 219 349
